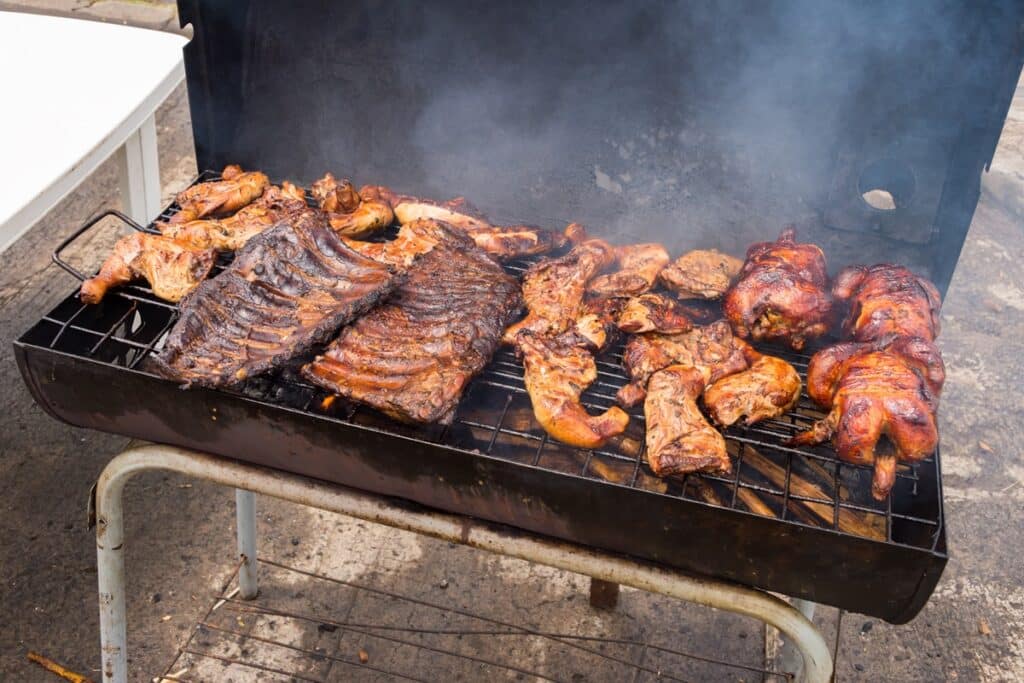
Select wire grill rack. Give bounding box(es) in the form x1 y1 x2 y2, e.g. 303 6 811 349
38 171 943 553
157 557 797 683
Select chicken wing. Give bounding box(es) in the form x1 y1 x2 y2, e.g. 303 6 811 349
659 249 743 300
311 172 360 213
616 293 693 334
80 233 216 304
723 227 832 350
502 225 615 344
165 164 269 224
644 365 731 476
160 182 308 251
832 264 942 342
516 330 629 448
703 340 801 427
374 187 565 260
789 336 944 499
616 320 748 407
587 243 670 297
309 174 394 238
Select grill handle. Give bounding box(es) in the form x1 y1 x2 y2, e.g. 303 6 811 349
52 209 152 282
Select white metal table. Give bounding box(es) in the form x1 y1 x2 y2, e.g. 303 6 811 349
0 11 187 252
92 444 834 682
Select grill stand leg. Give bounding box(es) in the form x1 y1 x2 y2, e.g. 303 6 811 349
235 489 258 599
92 444 834 683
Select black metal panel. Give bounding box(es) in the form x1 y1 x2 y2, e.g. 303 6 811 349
177 0 1023 294
14 339 945 623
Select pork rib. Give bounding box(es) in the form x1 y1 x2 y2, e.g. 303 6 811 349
149 210 399 387
303 221 521 424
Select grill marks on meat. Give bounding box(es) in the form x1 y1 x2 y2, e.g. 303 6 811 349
80 233 216 304
587 243 670 298
832 264 942 342
645 365 731 477
516 331 629 448
303 222 521 424
164 164 269 224
149 210 399 387
616 293 693 335
616 321 748 408
660 249 743 300
502 226 615 344
159 182 308 251
789 336 944 499
703 341 801 428
723 227 832 350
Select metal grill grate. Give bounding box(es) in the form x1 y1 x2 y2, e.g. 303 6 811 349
39 171 943 553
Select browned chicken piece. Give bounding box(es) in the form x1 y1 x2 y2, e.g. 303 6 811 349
80 233 216 304
325 199 395 238
616 320 749 407
616 293 693 334
659 249 743 300
165 164 270 224
502 225 615 344
373 186 565 260
341 218 446 268
159 182 308 251
703 340 801 427
311 172 360 213
723 227 832 350
789 336 945 499
516 330 629 448
572 296 624 352
832 264 942 342
644 365 731 477
587 243 670 297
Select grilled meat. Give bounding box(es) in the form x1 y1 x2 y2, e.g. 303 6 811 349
149 210 399 387
502 225 615 344
616 293 693 334
616 320 748 408
723 227 832 350
311 172 360 213
516 330 629 448
80 232 216 304
645 365 731 477
303 221 521 424
311 173 394 237
572 295 624 352
587 243 670 298
341 218 445 268
159 182 308 251
165 164 269 224
832 264 942 342
659 249 743 300
374 187 565 260
703 341 801 427
789 336 945 499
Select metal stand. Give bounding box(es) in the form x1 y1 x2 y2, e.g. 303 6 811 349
93 444 834 683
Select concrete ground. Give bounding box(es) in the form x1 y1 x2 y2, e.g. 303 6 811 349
1 2 1023 681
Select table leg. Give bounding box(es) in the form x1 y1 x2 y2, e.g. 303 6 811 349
235 489 258 599
116 113 161 225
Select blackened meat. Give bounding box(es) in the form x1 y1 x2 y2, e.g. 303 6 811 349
149 210 399 387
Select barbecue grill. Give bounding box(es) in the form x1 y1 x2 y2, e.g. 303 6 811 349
14 0 1024 660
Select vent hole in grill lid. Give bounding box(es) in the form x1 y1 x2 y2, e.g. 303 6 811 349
858 158 917 211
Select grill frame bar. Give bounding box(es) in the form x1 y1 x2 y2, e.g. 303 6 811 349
15 172 948 622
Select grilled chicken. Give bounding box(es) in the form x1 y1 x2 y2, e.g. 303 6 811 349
371 186 565 260
789 336 945 499
645 365 731 476
502 225 615 344
310 174 394 237
165 164 269 224
160 182 308 251
311 172 360 213
148 210 399 387
659 249 743 300
341 218 445 268
703 340 801 427
616 293 693 334
723 227 832 350
587 243 670 297
571 295 625 352
80 233 216 304
832 264 942 342
616 320 748 408
516 330 629 448
304 221 520 424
